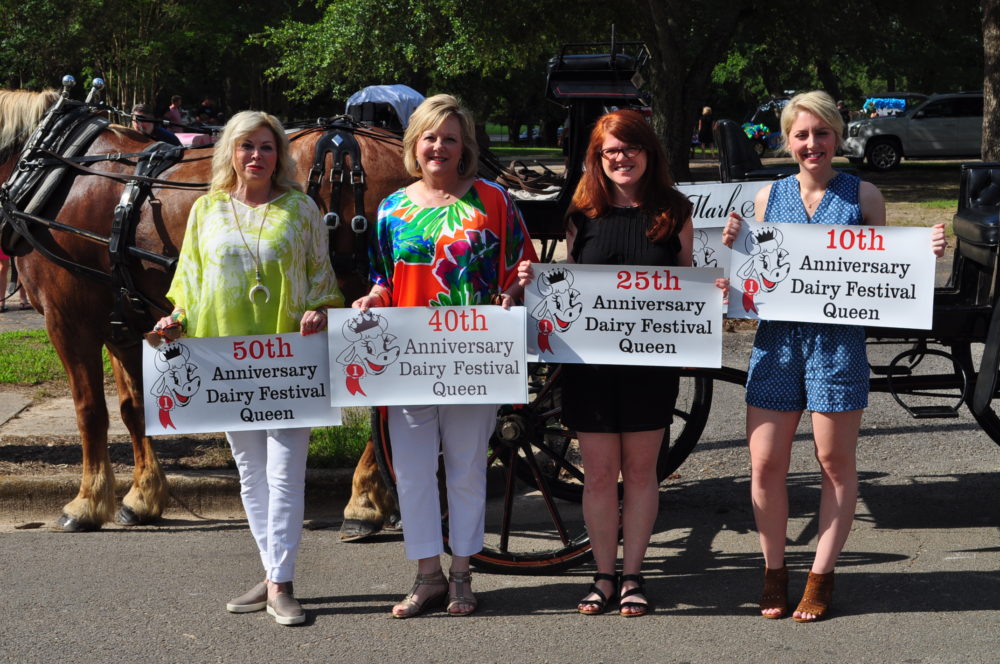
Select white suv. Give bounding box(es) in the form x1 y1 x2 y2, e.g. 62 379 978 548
843 92 983 171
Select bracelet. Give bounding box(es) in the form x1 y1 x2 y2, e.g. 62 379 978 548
170 309 188 331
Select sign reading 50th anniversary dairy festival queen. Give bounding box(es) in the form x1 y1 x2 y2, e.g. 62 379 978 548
142 333 341 435
726 221 935 328
326 306 528 407
525 264 724 368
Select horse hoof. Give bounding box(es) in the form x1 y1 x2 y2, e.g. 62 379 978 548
56 514 100 532
384 512 402 531
115 505 141 526
338 518 381 542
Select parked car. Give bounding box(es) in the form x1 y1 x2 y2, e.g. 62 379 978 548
843 92 983 171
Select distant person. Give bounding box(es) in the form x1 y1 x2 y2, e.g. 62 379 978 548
130 103 181 146
0 251 30 312
165 95 184 130
196 97 221 124
836 100 851 136
697 106 715 158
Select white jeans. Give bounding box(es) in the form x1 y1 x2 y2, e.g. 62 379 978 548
226 427 310 583
388 404 497 560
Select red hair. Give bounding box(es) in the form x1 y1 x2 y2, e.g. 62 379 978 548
568 109 691 242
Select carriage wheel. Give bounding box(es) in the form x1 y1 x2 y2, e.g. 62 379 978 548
370 365 714 574
951 342 1000 446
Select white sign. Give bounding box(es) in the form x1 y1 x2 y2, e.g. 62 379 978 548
525 264 724 368
677 180 768 229
677 181 767 277
327 306 528 406
143 333 341 435
726 221 935 329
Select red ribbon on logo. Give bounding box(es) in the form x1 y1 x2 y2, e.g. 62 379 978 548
345 363 367 396
742 278 760 314
157 394 176 429
537 319 554 353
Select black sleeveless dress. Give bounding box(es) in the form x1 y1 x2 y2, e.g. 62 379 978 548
562 207 681 433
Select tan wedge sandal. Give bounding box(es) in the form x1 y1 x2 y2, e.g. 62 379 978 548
447 570 478 617
391 571 448 619
793 571 834 622
760 565 789 619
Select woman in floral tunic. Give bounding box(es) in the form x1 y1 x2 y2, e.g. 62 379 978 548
355 94 536 618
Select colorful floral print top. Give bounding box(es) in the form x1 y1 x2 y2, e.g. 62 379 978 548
369 178 537 306
167 189 343 337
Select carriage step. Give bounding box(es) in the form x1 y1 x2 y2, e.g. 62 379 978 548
905 405 960 419
870 364 909 376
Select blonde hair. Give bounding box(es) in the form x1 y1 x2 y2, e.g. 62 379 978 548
0 89 59 160
702 106 712 115
402 94 478 178
210 110 299 193
779 91 844 152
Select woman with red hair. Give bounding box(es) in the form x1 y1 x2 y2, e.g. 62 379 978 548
519 109 693 616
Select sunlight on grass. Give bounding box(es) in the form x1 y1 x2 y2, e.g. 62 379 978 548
917 199 958 210
308 407 370 467
0 330 113 384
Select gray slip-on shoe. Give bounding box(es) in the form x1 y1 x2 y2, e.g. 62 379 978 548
267 591 306 625
226 581 268 613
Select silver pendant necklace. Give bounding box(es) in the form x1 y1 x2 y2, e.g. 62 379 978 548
230 195 271 304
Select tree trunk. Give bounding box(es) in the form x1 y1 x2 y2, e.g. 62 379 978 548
984 0 1000 161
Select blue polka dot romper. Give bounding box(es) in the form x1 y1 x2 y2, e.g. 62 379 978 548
745 172 870 413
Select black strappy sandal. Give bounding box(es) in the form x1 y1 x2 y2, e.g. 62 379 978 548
577 572 618 615
619 574 651 617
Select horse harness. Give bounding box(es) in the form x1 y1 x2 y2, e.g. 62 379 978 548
305 119 372 281
0 99 199 342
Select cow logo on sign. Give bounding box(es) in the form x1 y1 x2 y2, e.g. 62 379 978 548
530 268 583 352
336 311 401 396
149 342 202 429
737 227 791 314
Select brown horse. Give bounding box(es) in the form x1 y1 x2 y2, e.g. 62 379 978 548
0 88 410 531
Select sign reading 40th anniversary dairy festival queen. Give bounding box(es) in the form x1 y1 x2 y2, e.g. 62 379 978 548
142 333 341 435
525 264 724 368
326 306 528 406
726 221 935 328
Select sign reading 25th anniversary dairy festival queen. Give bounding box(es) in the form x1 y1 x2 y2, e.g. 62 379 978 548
142 333 341 435
327 306 528 407
525 264 724 368
726 221 935 329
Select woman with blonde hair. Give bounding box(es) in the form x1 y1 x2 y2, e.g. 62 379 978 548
355 94 537 618
722 91 944 621
153 110 343 625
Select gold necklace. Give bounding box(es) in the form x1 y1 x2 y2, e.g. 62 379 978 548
230 196 271 304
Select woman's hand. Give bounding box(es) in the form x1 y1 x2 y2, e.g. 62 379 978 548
722 212 743 248
352 287 389 311
516 260 535 287
931 223 947 258
715 277 730 306
145 312 185 347
300 309 328 336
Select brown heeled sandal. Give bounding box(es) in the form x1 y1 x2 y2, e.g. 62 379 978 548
793 571 834 622
760 565 789 619
447 570 478 617
392 571 448 619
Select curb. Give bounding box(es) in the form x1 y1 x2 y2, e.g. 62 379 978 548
0 468 355 522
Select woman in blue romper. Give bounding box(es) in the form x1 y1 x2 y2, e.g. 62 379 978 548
723 91 946 622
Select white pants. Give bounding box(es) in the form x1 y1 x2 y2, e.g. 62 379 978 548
226 427 310 583
388 404 497 560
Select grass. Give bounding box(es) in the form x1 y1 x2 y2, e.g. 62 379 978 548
0 329 368 467
917 199 958 210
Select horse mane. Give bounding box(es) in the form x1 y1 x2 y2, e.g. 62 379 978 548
0 88 60 160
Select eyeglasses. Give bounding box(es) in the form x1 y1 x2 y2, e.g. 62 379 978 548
599 146 644 160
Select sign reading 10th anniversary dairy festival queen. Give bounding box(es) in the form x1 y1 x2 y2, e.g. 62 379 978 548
326 306 528 407
525 264 724 368
142 333 341 435
726 221 935 329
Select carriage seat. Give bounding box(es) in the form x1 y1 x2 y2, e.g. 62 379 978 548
714 119 797 183
953 162 1000 268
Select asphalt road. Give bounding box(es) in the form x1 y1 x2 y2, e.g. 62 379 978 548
1 329 998 663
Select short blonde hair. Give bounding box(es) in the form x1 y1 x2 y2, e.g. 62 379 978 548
402 94 478 178
210 110 299 194
702 106 712 115
780 91 844 152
